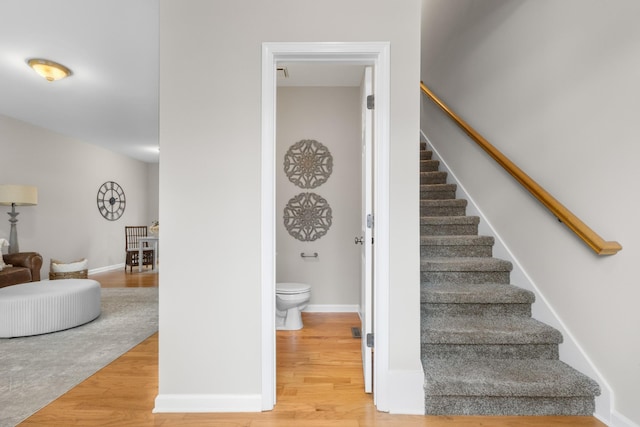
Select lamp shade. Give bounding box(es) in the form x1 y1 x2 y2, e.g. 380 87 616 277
0 185 38 206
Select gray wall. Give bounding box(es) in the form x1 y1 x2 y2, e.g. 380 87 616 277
158 0 421 412
421 1 640 425
0 115 156 275
146 163 159 227
276 86 361 309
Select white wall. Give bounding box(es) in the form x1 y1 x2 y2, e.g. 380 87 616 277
157 0 421 412
421 1 640 425
0 115 155 275
276 86 361 309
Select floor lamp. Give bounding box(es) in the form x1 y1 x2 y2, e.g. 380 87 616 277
0 185 38 254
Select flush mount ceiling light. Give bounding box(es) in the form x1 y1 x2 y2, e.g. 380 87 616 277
27 58 72 82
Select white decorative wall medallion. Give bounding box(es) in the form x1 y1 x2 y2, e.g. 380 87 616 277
284 139 333 189
283 192 332 241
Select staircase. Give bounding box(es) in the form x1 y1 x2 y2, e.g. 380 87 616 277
419 142 601 415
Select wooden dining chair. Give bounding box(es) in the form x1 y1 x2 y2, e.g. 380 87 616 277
124 226 155 272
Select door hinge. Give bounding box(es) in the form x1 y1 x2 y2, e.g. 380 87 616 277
366 333 374 348
367 94 374 110
366 214 374 229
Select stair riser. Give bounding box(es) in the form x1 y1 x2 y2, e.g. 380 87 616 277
420 224 478 236
421 151 433 160
421 302 530 317
421 343 559 360
421 172 447 185
424 396 595 416
421 271 511 285
421 206 466 216
421 245 492 257
421 160 440 172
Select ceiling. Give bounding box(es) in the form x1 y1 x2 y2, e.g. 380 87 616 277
277 63 365 87
0 1 363 164
0 0 160 163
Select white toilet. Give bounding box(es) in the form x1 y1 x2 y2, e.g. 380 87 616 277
276 282 311 330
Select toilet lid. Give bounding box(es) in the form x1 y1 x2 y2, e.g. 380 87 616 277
276 282 311 294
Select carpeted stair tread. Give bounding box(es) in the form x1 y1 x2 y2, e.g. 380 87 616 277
421 184 457 200
421 235 495 257
421 283 534 304
420 216 479 226
420 150 433 160
421 159 441 171
421 235 494 247
421 183 457 192
422 316 562 344
420 171 448 184
421 199 467 208
421 199 467 216
423 359 601 398
420 216 480 237
421 257 513 272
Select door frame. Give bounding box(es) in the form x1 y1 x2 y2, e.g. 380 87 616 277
261 41 391 411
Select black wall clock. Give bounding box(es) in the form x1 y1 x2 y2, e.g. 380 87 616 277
96 181 126 221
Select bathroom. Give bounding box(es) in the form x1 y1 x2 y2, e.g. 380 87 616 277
275 64 365 322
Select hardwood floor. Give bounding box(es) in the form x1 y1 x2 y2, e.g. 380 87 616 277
18 269 606 426
93 266 158 288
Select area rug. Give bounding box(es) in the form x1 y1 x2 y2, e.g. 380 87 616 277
0 287 158 427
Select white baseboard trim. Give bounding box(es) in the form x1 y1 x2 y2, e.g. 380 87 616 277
304 304 359 313
386 369 425 414
609 411 639 427
88 263 125 275
153 394 262 413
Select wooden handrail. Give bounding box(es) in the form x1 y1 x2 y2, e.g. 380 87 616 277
420 82 622 255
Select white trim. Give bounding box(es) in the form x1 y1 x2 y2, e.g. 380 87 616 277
261 42 277 411
262 41 391 413
372 41 391 412
88 263 125 275
304 304 359 313
153 394 262 413
387 370 425 415
421 131 614 422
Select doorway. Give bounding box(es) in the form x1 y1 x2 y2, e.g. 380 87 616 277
261 42 391 411
275 64 364 314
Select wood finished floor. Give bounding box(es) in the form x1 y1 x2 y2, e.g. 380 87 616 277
18 269 606 426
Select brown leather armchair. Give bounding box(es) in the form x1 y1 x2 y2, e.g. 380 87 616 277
0 252 43 289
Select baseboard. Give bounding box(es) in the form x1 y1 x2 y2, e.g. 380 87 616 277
153 393 262 413
304 304 359 313
88 263 125 275
386 369 425 414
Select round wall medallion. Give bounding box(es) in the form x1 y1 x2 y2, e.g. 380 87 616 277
96 181 126 221
284 139 333 189
283 192 332 241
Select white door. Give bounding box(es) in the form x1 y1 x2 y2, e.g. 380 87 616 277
359 66 374 393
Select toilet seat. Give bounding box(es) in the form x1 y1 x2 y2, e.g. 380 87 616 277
276 282 311 294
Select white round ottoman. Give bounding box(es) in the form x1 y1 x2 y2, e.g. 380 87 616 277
0 279 101 338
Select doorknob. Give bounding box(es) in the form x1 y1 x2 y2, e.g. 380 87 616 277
354 236 364 245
